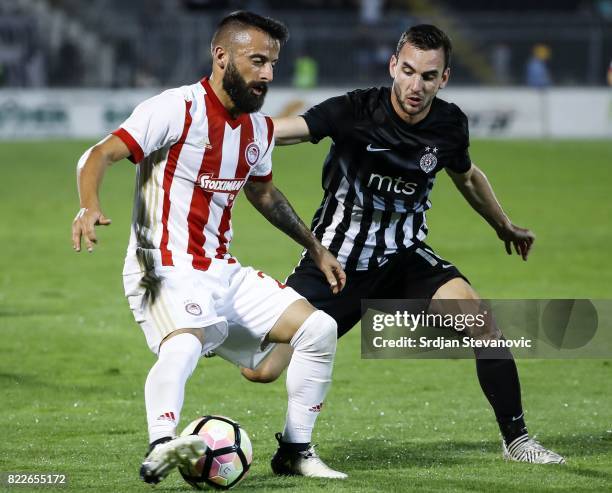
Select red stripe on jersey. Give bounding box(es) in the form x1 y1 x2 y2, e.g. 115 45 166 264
264 116 274 150
112 127 144 164
159 100 193 266
214 205 232 260
215 116 255 259
187 93 225 271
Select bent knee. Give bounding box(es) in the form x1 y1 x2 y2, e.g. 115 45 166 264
291 310 338 354
433 277 480 300
241 366 281 383
310 310 338 350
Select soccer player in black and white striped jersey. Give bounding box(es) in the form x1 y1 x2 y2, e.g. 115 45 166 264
243 24 565 465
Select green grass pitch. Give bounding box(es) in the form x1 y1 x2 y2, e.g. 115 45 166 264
1 139 611 492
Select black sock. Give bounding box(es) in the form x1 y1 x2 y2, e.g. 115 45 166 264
474 346 527 444
282 442 310 453
276 433 310 453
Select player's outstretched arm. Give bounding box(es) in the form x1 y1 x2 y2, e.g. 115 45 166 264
447 164 535 261
272 116 311 146
72 135 131 253
244 180 346 293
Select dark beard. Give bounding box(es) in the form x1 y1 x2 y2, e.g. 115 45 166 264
393 83 432 119
222 61 268 115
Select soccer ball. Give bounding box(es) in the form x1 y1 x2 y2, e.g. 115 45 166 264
178 415 253 490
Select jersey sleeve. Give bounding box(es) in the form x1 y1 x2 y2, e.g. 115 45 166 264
112 90 187 164
445 110 472 173
301 94 352 144
248 117 274 182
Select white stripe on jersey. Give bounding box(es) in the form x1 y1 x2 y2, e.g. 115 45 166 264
148 153 164 242
383 212 400 254
219 123 242 176
402 213 415 243
133 148 169 248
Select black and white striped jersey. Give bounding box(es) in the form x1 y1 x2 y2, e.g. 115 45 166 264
301 86 471 271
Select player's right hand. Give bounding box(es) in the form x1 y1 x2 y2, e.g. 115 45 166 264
309 244 347 295
72 207 112 253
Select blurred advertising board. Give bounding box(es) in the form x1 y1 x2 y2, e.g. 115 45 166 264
0 88 610 139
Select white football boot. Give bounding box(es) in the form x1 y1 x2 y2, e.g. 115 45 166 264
140 435 206 484
271 433 347 479
503 435 566 464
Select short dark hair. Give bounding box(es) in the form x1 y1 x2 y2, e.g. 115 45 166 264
213 11 289 46
395 24 452 70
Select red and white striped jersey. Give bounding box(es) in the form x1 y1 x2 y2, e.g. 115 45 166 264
113 77 274 274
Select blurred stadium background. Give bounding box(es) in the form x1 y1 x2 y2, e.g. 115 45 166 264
1 0 611 139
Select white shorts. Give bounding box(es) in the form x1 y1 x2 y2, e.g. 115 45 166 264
123 258 304 369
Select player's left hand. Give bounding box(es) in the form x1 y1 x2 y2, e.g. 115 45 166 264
309 244 346 294
496 223 535 261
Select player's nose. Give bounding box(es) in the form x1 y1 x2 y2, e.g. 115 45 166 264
260 62 274 82
408 75 424 92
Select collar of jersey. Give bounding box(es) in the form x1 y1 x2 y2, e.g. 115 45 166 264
200 77 248 129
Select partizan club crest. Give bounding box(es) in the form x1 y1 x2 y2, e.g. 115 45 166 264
419 146 438 173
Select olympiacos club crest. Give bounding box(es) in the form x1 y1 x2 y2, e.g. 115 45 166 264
245 142 260 166
185 302 202 316
419 146 438 173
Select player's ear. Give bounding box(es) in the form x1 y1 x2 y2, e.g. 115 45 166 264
439 67 450 89
212 45 227 70
389 54 398 79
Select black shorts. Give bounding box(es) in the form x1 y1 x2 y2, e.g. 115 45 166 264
286 241 468 338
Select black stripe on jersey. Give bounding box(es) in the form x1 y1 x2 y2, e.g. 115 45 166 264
395 212 408 250
416 177 436 212
345 190 375 271
412 212 425 241
312 193 337 242
310 196 327 237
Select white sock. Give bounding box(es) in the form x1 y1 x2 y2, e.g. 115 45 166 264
283 310 337 444
145 332 202 444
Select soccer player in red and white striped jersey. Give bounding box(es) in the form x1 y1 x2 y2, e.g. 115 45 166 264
112 74 275 274
72 11 348 483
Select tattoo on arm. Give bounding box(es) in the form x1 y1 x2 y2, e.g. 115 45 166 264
267 188 317 248
246 182 316 250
